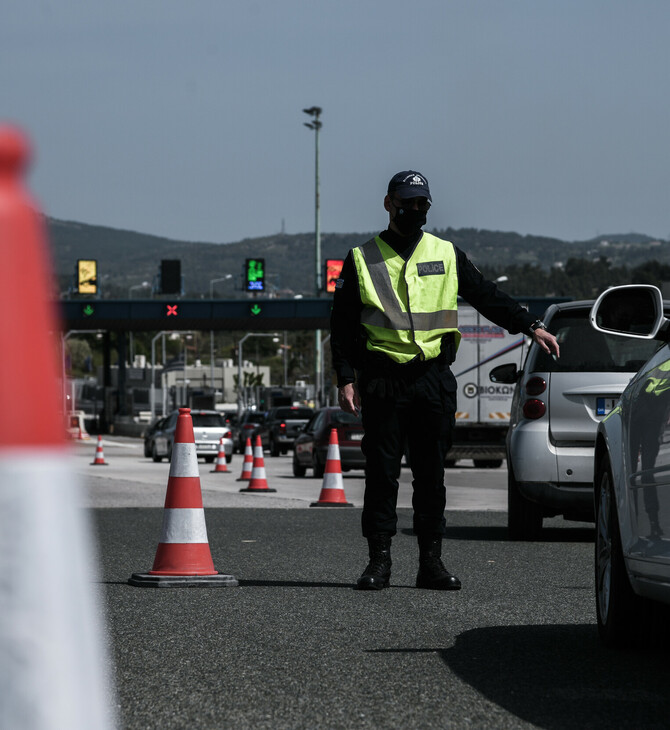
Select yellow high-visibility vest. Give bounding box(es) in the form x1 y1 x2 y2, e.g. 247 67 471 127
351 232 460 363
645 358 670 396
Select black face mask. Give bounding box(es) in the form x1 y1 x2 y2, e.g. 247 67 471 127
393 206 426 236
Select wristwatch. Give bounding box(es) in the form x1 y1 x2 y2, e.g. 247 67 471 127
529 320 546 333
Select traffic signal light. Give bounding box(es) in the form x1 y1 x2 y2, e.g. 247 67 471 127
325 259 344 293
160 260 181 294
77 259 97 295
245 258 265 292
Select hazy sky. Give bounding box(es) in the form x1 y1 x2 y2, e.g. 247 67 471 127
3 1 669 244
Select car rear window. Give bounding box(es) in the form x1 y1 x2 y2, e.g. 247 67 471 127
192 414 225 427
534 312 660 373
331 411 362 425
275 407 313 419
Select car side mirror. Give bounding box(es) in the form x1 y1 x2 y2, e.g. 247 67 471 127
590 284 668 340
489 362 520 384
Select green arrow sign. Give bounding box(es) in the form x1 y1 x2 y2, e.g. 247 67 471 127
250 303 262 316
82 304 95 317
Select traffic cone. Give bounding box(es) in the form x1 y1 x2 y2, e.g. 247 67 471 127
76 420 91 440
210 437 229 473
129 408 238 587
310 429 353 507
236 437 254 481
239 434 276 493
0 125 113 726
90 435 108 466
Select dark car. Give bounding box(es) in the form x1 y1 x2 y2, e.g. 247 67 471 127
253 405 314 456
143 416 167 457
293 406 365 478
591 285 670 647
235 409 267 453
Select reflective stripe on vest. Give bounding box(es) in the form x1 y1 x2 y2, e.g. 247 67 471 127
352 232 459 363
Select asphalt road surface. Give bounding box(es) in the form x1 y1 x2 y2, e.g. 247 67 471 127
72 437 670 729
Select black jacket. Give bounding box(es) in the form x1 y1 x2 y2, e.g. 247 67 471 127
330 229 537 387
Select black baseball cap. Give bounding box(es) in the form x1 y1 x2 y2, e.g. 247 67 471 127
387 170 431 202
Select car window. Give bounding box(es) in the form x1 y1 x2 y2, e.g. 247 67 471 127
192 414 225 427
273 407 313 419
534 313 660 373
331 411 362 425
308 412 325 432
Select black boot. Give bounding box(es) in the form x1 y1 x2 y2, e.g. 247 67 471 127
416 536 461 590
356 534 392 590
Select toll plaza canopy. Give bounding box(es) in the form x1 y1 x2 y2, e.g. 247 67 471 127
59 296 567 333
59 297 333 332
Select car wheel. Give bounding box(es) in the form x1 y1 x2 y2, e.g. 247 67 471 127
313 452 325 479
444 459 456 469
270 439 280 457
204 455 215 464
151 444 162 463
507 465 543 540
281 448 288 456
595 454 647 648
292 452 306 477
474 459 503 469
226 454 232 464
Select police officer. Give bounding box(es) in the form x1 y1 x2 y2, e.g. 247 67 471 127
330 170 560 591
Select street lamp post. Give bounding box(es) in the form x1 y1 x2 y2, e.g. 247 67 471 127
61 329 104 415
237 332 279 416
303 105 323 405
209 274 233 298
128 281 150 298
150 331 169 422
209 275 233 398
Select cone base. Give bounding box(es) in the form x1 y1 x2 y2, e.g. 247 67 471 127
239 487 277 493
90 462 109 466
310 501 353 507
128 572 239 588
236 477 252 482
210 469 229 473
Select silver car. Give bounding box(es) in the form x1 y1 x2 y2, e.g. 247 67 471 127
149 409 233 464
592 285 670 647
491 299 661 540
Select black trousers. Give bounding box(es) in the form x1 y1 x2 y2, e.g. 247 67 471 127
359 360 457 538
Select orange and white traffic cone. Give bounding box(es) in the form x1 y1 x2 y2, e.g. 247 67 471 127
236 437 254 481
129 407 238 587
0 125 113 726
210 437 229 473
90 434 108 466
239 434 276 493
310 429 353 507
77 421 90 440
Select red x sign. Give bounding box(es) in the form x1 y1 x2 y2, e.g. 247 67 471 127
166 305 178 316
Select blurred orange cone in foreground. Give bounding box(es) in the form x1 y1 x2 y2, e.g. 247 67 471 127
239 434 276 493
236 436 253 481
129 408 238 587
0 124 114 728
90 435 109 466
310 429 353 507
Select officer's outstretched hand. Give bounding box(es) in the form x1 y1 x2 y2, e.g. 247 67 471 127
533 328 560 359
338 383 361 417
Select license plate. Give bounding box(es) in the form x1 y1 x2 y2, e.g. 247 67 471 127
596 397 616 416
349 432 363 441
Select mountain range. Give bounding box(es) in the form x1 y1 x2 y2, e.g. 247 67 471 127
47 217 669 298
